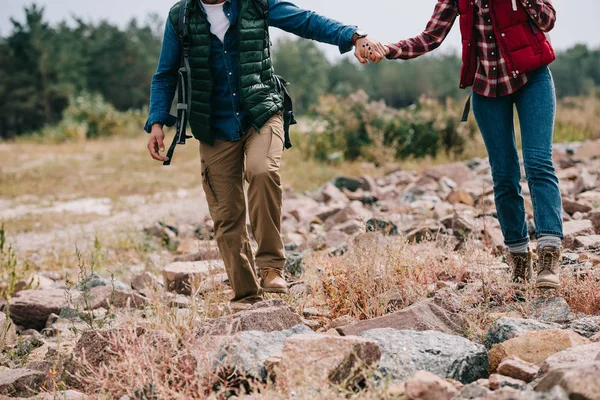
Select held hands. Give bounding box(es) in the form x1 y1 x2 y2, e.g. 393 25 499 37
148 124 169 162
354 37 390 64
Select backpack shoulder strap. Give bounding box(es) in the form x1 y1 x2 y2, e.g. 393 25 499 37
251 0 270 19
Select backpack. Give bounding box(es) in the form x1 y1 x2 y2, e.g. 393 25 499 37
164 0 296 166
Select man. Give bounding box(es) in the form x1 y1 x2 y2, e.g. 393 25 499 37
145 0 385 309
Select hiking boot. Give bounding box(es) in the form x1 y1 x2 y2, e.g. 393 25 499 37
508 251 533 289
536 247 562 289
260 268 288 294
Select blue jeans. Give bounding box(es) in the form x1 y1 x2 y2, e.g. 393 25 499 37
472 66 563 246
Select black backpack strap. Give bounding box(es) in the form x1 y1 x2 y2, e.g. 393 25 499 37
164 0 193 166
252 0 269 18
460 94 472 123
274 75 297 149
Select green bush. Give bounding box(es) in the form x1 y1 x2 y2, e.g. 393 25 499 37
304 91 478 164
36 93 146 142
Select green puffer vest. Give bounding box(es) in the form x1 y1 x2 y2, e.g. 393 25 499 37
168 0 283 145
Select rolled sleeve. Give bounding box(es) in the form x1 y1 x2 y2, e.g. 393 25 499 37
520 0 556 32
144 112 177 133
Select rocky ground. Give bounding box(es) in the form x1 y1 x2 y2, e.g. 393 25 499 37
1 139 600 399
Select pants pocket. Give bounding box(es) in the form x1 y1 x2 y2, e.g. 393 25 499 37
202 166 219 205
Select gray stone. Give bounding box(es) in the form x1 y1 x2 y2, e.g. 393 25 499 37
568 316 600 338
0 368 46 397
333 176 363 193
284 252 303 277
486 387 569 400
76 273 129 292
484 318 561 349
454 383 491 399
360 328 488 384
532 297 574 324
539 343 600 376
212 324 312 382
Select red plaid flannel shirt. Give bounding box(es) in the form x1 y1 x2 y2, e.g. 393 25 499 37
387 0 556 98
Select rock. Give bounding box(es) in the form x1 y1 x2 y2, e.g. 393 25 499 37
14 274 57 293
568 316 600 338
74 327 146 369
284 252 303 277
278 334 381 390
562 198 593 215
366 219 399 236
9 289 78 331
484 318 561 349
534 362 600 400
337 300 464 337
447 190 475 207
361 175 378 192
322 182 350 204
539 342 600 376
592 333 600 343
315 205 344 222
454 382 491 399
0 368 46 397
212 325 312 382
175 237 199 254
574 235 600 249
573 170 597 194
199 299 303 336
327 201 372 225
173 242 221 262
497 356 539 383
404 370 458 400
130 271 161 292
424 163 473 186
488 329 590 372
333 176 364 193
162 261 224 295
33 390 88 399
563 220 595 249
76 273 129 292
487 387 569 400
588 210 600 234
532 297 573 324
144 222 177 241
488 374 526 390
433 288 464 313
81 286 148 310
360 328 488 384
0 312 16 347
334 219 364 235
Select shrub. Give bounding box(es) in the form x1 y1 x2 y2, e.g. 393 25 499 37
303 91 478 164
36 93 146 142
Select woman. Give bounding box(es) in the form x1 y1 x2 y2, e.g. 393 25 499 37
375 0 563 289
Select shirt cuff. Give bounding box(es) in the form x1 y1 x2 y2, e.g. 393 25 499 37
144 112 177 133
338 25 358 54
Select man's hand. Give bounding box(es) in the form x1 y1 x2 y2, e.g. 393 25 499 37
148 124 169 162
354 37 388 64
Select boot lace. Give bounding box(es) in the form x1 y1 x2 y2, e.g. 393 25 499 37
539 249 559 275
512 254 528 282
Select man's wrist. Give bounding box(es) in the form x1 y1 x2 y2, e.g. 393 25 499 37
151 123 164 131
352 29 368 45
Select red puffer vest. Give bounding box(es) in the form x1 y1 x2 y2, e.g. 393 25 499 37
457 0 555 89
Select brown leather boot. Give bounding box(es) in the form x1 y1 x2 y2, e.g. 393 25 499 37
508 251 533 289
260 268 288 294
536 247 562 289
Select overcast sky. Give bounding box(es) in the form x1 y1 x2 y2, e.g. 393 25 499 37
3 0 599 58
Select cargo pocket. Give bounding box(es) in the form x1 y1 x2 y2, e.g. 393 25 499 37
201 166 219 205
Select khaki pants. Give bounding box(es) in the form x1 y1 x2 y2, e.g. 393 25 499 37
200 113 286 302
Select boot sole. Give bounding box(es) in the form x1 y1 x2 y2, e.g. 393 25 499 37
262 287 289 294
536 281 560 289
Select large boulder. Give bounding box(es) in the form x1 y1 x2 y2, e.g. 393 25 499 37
278 334 381 390
562 220 595 249
211 325 312 382
484 318 561 349
162 261 225 295
337 300 464 337
9 289 78 331
198 299 303 336
488 329 590 372
360 328 488 384
0 368 46 397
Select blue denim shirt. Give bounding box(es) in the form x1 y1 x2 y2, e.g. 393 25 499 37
144 0 357 141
